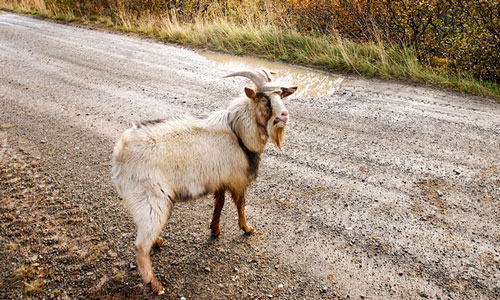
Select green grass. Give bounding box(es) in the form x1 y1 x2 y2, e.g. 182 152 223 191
1 0 498 100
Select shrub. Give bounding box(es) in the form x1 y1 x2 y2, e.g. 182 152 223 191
281 0 499 83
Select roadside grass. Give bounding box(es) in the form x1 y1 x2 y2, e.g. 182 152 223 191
1 0 498 100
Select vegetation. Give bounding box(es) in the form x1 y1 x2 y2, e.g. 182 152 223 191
1 0 498 99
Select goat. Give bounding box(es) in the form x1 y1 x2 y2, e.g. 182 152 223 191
111 70 297 295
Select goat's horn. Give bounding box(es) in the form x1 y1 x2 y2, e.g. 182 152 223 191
223 71 267 88
260 69 275 82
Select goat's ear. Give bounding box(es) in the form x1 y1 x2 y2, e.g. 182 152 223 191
244 87 256 100
281 86 298 98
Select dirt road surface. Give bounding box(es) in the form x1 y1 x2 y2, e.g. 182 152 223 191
1 12 499 300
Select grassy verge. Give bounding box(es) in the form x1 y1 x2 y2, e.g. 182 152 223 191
1 1 498 100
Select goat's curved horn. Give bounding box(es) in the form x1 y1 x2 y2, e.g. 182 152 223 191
223 71 268 88
260 69 275 82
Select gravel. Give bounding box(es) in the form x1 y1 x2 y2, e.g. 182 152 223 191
1 11 499 300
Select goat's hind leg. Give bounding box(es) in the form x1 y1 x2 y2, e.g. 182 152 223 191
132 194 172 295
153 236 165 248
210 189 226 237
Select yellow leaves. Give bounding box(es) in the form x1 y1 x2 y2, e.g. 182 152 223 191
1 124 14 130
5 242 17 252
8 161 38 170
113 272 123 283
87 245 102 261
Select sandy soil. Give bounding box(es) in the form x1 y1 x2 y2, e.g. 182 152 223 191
1 12 499 300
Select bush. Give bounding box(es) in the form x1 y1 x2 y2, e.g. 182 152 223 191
281 0 499 83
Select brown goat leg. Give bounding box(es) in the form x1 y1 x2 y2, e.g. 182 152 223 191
153 237 164 248
231 190 254 234
210 189 226 237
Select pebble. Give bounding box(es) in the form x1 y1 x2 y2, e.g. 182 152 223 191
179 296 186 300
321 286 328 293
129 263 136 270
40 139 46 143
204 267 211 272
278 284 284 289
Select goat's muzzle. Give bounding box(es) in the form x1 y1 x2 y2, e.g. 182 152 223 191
273 111 288 128
273 117 287 128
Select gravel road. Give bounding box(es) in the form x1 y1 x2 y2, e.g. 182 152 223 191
1 12 499 299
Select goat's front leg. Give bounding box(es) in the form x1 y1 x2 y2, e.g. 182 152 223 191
210 189 226 237
231 190 254 234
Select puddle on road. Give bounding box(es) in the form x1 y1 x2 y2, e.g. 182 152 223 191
200 52 343 98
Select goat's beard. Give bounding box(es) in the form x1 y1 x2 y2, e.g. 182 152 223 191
269 124 285 150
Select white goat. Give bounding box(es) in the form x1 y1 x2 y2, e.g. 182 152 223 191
111 70 297 295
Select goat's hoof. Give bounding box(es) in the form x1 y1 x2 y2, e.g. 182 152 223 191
210 225 221 237
154 237 164 248
243 225 255 235
150 278 164 295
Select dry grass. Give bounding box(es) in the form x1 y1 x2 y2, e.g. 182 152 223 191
25 280 45 294
13 266 36 280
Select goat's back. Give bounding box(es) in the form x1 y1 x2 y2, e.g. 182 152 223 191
112 119 250 203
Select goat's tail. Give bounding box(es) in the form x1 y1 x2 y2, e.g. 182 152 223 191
111 136 128 197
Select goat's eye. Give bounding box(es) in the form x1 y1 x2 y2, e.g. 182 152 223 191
260 97 268 104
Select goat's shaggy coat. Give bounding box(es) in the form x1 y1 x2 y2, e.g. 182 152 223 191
112 70 296 295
